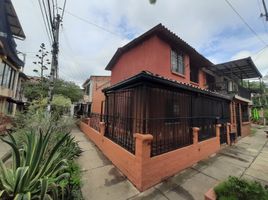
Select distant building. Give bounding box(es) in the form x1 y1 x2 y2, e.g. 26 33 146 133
82 75 110 116
0 0 26 116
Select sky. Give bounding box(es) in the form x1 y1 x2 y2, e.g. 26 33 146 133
12 0 268 86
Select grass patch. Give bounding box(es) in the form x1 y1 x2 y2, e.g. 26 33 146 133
214 176 268 200
250 128 257 136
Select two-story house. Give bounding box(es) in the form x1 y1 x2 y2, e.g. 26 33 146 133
103 24 261 146
0 0 26 116
80 24 262 191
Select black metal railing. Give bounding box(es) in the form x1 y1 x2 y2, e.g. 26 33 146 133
147 117 193 156
206 81 251 100
89 113 103 132
104 115 219 156
105 115 135 154
192 117 217 142
238 85 251 100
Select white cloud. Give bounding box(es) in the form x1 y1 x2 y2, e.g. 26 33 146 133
11 0 268 85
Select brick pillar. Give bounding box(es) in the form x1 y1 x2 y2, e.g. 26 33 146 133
134 133 153 191
226 123 231 145
99 122 105 136
216 124 221 145
192 127 200 145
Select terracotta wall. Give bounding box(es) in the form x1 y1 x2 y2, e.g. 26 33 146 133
110 35 206 88
241 122 251 137
90 76 110 114
80 121 221 191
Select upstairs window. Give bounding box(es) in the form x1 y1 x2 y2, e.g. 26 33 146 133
171 50 184 75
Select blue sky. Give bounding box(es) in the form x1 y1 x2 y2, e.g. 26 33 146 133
12 0 268 85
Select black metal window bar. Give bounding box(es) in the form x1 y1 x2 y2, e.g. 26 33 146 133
104 83 230 156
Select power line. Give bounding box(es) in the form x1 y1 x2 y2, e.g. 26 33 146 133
224 0 268 46
61 29 86 79
61 0 67 19
59 8 124 39
257 0 268 33
37 0 53 44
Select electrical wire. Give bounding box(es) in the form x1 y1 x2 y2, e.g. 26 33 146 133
257 0 268 33
60 27 88 80
59 8 124 39
37 0 53 44
41 0 54 42
61 0 67 20
224 0 268 46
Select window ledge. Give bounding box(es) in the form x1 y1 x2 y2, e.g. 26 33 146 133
171 71 185 78
242 121 250 125
190 81 199 86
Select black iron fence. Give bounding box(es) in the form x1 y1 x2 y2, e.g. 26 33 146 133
103 82 230 156
238 85 251 100
104 115 221 156
206 81 251 100
89 112 103 132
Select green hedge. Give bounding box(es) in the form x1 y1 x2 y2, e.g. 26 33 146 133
214 176 268 200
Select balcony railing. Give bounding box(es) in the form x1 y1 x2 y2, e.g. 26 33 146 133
207 81 251 100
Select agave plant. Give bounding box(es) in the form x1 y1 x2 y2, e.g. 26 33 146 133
0 128 70 199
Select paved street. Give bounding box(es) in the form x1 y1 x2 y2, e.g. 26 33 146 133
70 125 268 199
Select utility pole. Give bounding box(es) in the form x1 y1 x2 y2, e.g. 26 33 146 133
47 14 61 112
261 0 268 21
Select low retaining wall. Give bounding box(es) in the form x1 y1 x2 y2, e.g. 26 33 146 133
79 122 222 191
241 122 251 137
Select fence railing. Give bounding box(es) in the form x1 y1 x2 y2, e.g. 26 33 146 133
102 115 221 156
89 113 103 132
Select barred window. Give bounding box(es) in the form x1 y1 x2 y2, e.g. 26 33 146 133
171 50 184 75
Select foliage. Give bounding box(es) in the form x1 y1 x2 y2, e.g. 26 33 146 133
214 176 268 200
23 80 49 102
23 79 83 103
0 129 70 199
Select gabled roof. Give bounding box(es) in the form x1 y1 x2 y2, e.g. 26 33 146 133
2 0 25 40
104 71 231 101
82 75 111 88
0 0 25 67
105 23 213 70
208 57 262 79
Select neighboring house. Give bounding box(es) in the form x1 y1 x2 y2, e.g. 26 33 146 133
82 75 110 116
80 24 262 191
0 0 26 116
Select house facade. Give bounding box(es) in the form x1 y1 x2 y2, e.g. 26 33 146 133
80 24 261 191
0 0 26 117
82 75 110 115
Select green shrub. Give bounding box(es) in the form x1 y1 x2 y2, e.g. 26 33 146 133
214 176 268 200
0 129 70 199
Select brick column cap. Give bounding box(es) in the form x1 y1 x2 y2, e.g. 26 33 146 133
192 127 200 131
216 124 222 128
134 133 153 141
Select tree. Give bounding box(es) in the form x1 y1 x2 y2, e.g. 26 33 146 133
23 79 83 103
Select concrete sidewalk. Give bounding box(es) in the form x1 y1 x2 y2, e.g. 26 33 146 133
72 125 268 200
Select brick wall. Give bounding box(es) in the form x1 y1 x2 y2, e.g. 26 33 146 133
80 121 222 191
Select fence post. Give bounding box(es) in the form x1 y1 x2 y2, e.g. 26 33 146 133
192 127 200 145
87 118 91 126
99 122 105 136
134 133 153 191
226 123 231 145
216 124 221 145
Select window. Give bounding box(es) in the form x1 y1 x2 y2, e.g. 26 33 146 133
171 50 184 75
190 66 199 83
241 104 249 122
0 62 5 86
85 84 90 95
